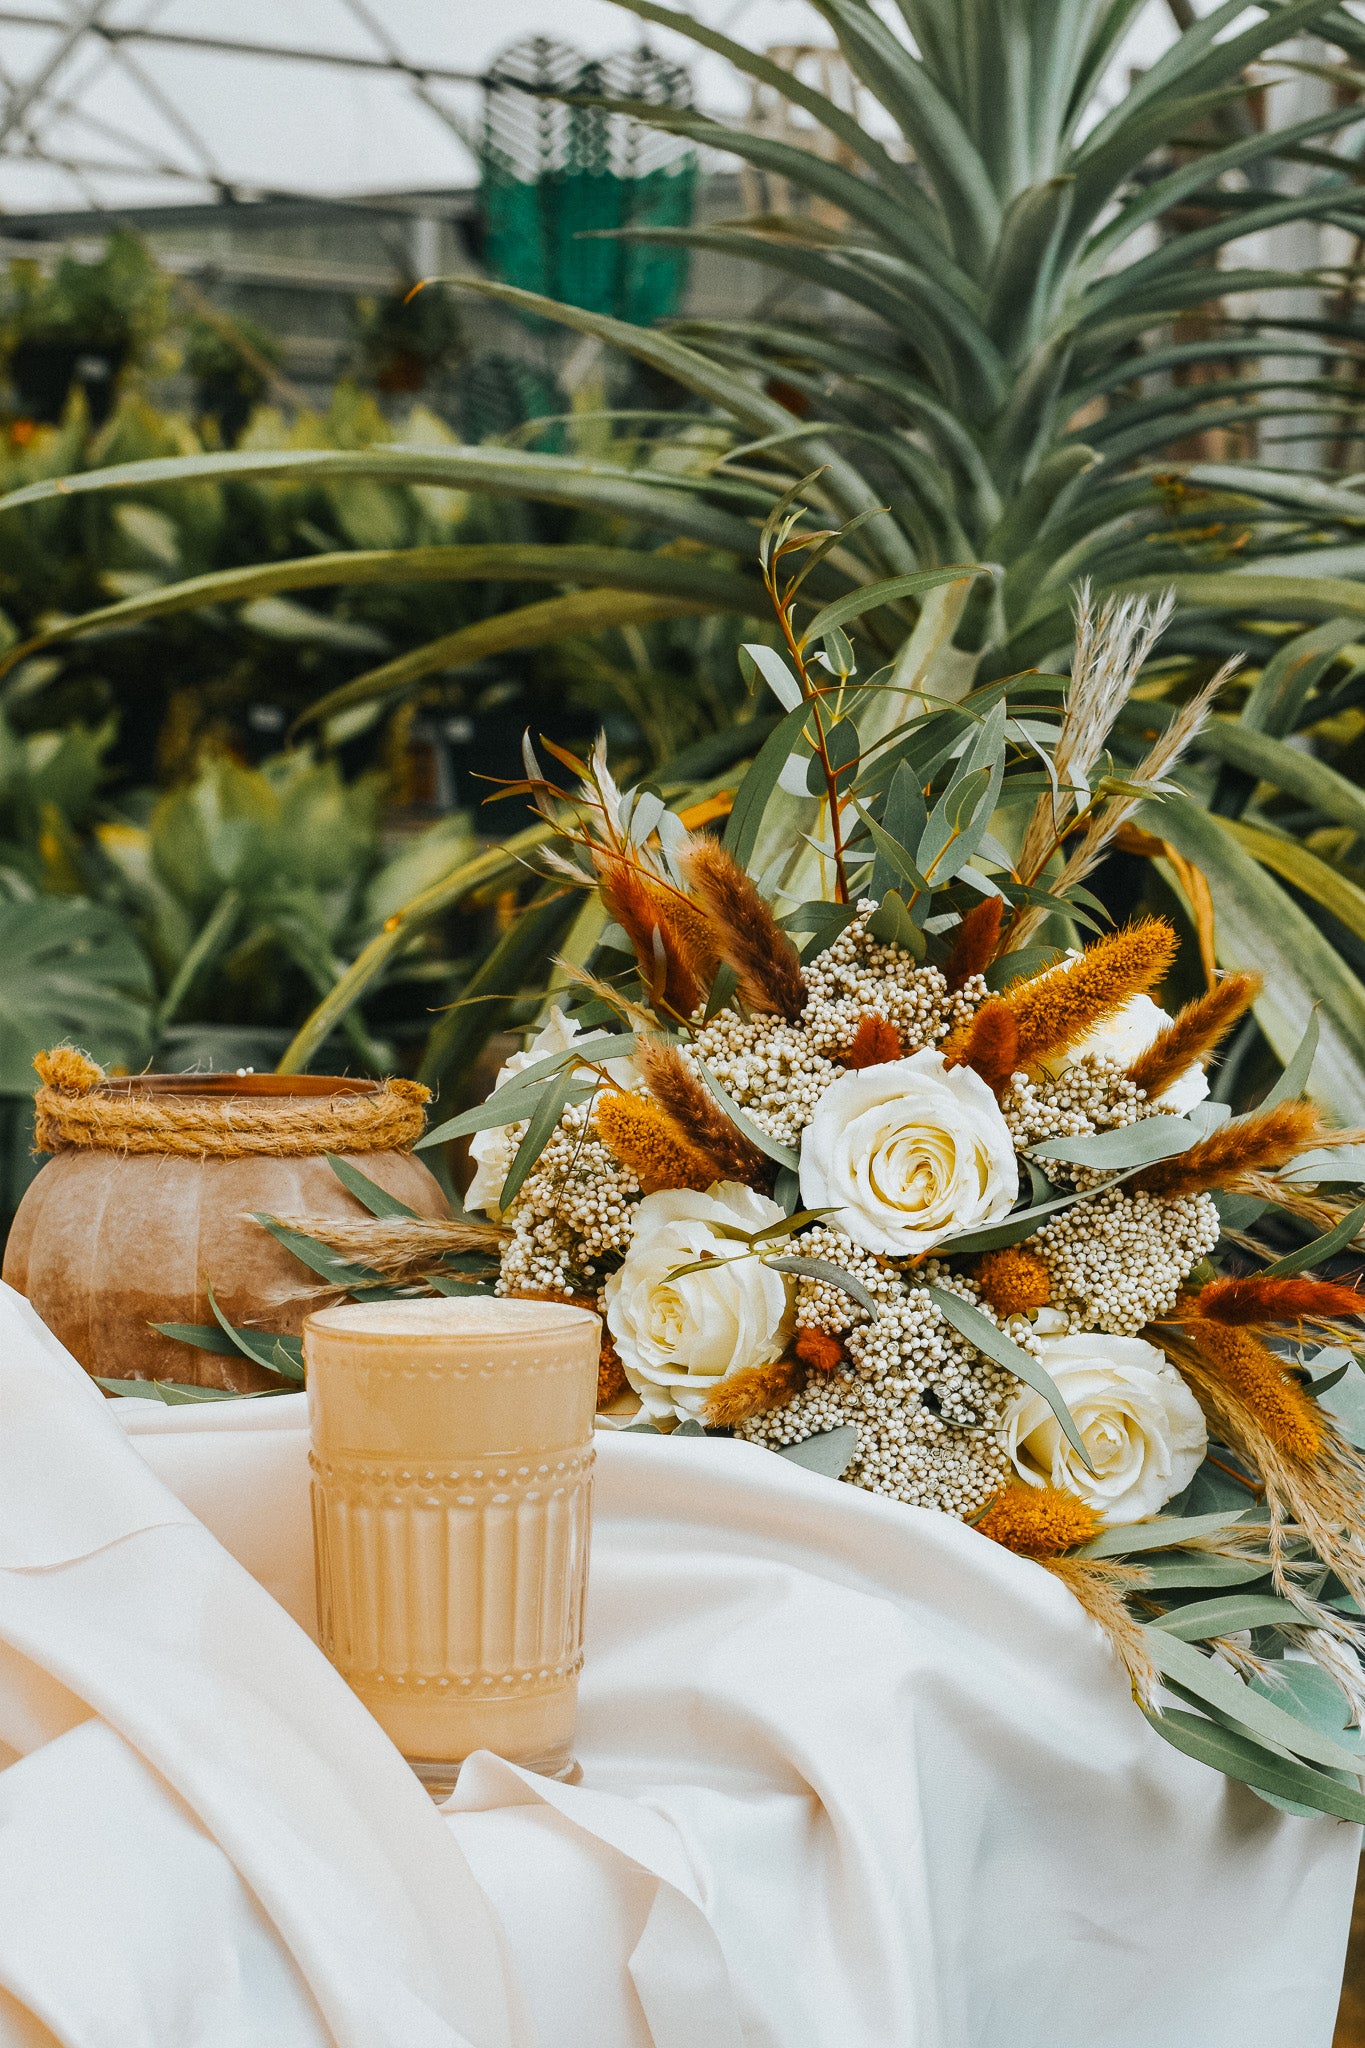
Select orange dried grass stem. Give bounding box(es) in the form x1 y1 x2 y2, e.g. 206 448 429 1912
1126 973 1260 1100
684 840 805 1021
636 1039 770 1188
944 896 1004 991
1006 917 1178 1070
838 1015 903 1069
1182 1319 1324 1460
596 1089 717 1194
1192 1274 1365 1330
598 856 716 1020
1132 1100 1321 1199
704 1352 806 1425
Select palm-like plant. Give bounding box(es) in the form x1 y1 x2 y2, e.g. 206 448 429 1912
7 0 1365 1103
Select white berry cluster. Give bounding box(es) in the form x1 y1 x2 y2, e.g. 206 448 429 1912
496 1105 641 1300
739 1274 1012 1513
999 1055 1144 1159
1032 1187 1220 1334
686 1010 836 1147
797 902 981 1058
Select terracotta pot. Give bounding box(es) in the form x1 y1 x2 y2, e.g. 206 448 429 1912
2 1074 450 1392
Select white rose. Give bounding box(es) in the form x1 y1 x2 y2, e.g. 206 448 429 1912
466 1005 640 1216
1046 991 1208 1114
604 1183 795 1423
797 1049 1018 1256
1002 1332 1206 1524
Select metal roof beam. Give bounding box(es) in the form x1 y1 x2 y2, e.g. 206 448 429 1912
0 13 481 84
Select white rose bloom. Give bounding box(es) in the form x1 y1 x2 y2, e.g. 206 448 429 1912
797 1049 1018 1256
604 1183 795 1423
466 1005 640 1217
1003 1332 1206 1524
1046 991 1208 1114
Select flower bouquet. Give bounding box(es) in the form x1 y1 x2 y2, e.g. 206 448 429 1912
165 501 1365 1818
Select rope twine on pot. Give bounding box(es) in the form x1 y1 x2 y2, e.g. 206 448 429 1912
32 1047 432 1159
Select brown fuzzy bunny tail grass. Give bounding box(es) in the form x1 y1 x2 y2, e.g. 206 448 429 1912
1005 917 1178 1070
704 1352 806 1426
596 1090 718 1194
1191 1274 1365 1331
942 997 1019 1093
636 1038 771 1188
1132 1099 1321 1199
683 839 805 1021
1126 973 1260 1101
944 895 1005 991
597 854 717 1022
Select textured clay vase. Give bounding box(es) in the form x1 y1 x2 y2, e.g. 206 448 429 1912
3 1072 450 1392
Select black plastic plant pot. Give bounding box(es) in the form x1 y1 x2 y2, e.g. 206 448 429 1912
10 339 127 425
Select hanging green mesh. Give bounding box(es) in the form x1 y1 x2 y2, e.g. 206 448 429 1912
479 38 695 327
458 352 566 450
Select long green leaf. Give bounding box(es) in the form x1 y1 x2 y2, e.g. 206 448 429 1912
1078 1510 1246 1559
0 545 766 681
0 445 762 553
1142 1706 1365 1824
1143 795 1365 1124
1263 1199 1365 1278
803 563 990 642
1153 1593 1305 1640
1145 1627 1365 1774
926 1284 1093 1468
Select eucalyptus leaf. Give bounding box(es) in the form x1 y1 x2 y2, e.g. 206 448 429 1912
1078 1511 1247 1559
926 1285 1093 1468
1144 1627 1365 1775
1028 1115 1202 1171
1153 1593 1305 1640
1141 1707 1365 1825
1263 1199 1365 1277
765 1255 881 1317
325 1154 420 1220
775 1424 860 1478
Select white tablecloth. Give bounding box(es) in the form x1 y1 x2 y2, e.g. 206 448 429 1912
0 1278 1356 2048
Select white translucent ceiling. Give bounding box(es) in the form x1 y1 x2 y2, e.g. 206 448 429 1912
0 0 1177 216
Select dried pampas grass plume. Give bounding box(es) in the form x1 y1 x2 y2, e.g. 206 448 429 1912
1133 1099 1321 1199
1126 973 1260 1101
684 839 805 1021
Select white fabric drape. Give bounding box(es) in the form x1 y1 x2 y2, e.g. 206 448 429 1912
0 1278 1356 2047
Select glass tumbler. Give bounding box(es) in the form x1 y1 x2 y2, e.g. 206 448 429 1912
305 1296 600 1797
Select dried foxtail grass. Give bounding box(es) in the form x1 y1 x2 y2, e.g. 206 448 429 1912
1125 972 1260 1101
1042 1556 1161 1711
1133 1099 1321 1199
637 1038 770 1187
1166 1335 1365 1610
268 1214 505 1283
